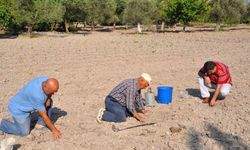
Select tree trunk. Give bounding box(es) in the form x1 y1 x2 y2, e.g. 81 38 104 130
125 24 128 30
216 22 220 31
91 22 95 31
64 18 69 33
51 22 55 31
161 21 165 32
75 22 78 28
113 22 116 30
84 21 87 28
137 23 142 33
183 25 186 32
27 24 33 37
173 24 177 32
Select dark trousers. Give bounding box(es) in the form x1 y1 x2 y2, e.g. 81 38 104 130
102 96 131 122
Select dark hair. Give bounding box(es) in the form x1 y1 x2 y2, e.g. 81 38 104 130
204 61 216 73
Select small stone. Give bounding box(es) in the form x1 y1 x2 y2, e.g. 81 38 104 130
178 124 186 129
27 134 35 141
169 127 182 133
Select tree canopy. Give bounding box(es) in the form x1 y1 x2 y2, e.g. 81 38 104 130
164 0 208 31
0 0 249 34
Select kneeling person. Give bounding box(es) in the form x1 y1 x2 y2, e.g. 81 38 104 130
0 77 61 139
198 61 232 107
97 73 152 123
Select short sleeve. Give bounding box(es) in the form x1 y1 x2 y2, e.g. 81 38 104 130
217 74 230 84
33 101 46 111
216 66 230 84
30 95 46 111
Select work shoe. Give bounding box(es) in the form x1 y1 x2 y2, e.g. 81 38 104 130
96 108 105 124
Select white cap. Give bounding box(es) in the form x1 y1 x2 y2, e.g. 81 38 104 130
141 73 152 83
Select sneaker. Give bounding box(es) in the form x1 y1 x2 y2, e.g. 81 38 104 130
96 108 105 124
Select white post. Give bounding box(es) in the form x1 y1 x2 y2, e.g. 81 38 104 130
137 22 142 33
161 21 165 31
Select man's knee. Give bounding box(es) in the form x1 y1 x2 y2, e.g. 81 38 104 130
198 77 204 84
115 114 126 122
220 90 229 97
17 126 30 136
18 130 30 136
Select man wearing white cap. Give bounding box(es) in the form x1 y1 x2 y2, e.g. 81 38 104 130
97 73 152 123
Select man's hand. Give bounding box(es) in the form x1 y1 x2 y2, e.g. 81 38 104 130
38 111 61 139
210 98 216 107
136 115 145 123
142 108 150 114
204 76 211 84
209 84 222 107
52 128 61 139
132 112 145 123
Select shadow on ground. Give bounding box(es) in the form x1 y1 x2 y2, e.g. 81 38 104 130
185 88 201 98
13 144 21 150
187 124 250 150
30 107 67 129
0 34 18 39
205 124 250 150
186 128 203 150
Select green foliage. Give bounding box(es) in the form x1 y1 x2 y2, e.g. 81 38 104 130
99 0 118 24
115 0 128 24
123 0 158 25
0 0 21 32
63 0 87 22
46 0 65 24
0 4 10 28
245 2 250 23
17 0 65 33
155 0 170 22
0 0 249 34
85 0 101 26
209 0 246 24
85 0 117 26
164 0 208 27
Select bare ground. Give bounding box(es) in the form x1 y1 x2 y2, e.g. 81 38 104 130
0 28 250 150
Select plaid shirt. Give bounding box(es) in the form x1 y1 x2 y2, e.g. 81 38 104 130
108 79 145 113
199 61 232 85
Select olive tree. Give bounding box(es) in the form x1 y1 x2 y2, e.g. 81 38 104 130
209 0 246 31
123 0 158 33
164 0 208 31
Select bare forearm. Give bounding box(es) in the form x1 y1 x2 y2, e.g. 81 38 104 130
38 111 61 139
38 111 57 131
43 116 57 131
212 85 222 100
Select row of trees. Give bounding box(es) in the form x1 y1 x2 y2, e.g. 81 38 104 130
0 0 250 34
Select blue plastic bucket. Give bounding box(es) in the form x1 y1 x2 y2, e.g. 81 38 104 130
157 86 173 104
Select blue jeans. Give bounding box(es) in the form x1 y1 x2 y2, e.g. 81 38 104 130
0 107 52 136
102 96 131 122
